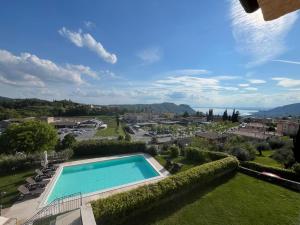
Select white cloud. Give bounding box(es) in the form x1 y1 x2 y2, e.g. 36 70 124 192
59 27 117 64
137 47 162 64
0 49 100 87
212 75 240 80
244 87 258 91
163 69 211 77
273 59 300 65
272 77 300 88
230 0 298 66
239 83 250 87
248 79 266 84
84 21 96 29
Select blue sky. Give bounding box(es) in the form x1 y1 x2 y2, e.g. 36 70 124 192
0 0 300 108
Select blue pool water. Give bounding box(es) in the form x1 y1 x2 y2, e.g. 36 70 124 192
47 155 159 203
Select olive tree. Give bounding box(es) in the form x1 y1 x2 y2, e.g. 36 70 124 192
0 120 58 154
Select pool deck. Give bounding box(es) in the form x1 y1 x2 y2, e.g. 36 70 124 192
2 153 169 224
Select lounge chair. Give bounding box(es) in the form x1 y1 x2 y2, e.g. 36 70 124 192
35 169 54 178
35 169 54 181
26 177 49 189
18 185 44 199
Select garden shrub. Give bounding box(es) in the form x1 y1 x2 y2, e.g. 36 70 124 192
292 163 300 177
185 147 229 163
92 156 239 225
169 145 179 158
240 161 299 181
256 142 270 151
271 147 295 168
73 140 147 156
0 148 74 174
147 146 158 156
268 137 285 149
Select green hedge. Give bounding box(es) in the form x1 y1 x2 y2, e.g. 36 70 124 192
0 149 73 174
73 140 147 156
92 156 239 225
0 154 38 174
185 147 229 163
240 161 299 182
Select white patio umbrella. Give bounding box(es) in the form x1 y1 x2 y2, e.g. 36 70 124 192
43 151 48 168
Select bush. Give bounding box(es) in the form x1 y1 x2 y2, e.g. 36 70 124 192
125 133 131 142
147 146 158 156
185 147 228 163
169 145 179 158
271 147 295 168
73 140 147 156
228 147 251 161
240 161 299 181
292 163 300 177
0 153 41 174
92 156 239 225
60 133 76 150
256 142 270 151
224 136 256 161
268 137 285 149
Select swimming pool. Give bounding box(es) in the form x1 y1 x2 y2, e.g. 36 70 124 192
46 155 160 203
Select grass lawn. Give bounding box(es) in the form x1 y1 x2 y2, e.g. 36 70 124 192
155 154 199 173
144 173 300 225
253 150 283 168
95 115 125 137
0 169 35 208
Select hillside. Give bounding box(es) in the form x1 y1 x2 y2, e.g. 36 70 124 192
110 102 195 115
254 103 300 117
0 97 195 119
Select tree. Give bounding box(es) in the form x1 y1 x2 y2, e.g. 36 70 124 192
125 133 131 142
116 115 120 127
169 145 180 158
222 109 228 121
183 111 189 117
61 133 76 150
231 110 240 123
207 109 214 121
293 125 300 163
0 120 58 154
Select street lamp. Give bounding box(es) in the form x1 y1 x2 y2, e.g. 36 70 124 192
0 191 6 216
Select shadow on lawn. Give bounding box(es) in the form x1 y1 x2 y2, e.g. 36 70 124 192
122 172 237 225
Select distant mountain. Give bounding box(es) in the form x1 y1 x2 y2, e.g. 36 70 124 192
254 103 300 117
110 102 195 115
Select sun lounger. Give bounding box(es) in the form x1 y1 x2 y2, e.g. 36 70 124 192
18 185 44 199
35 169 54 178
26 177 49 189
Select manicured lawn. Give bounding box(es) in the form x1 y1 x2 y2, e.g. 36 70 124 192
253 150 283 168
141 173 300 225
0 169 35 208
95 116 125 137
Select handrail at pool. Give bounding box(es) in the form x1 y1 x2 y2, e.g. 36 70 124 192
22 192 82 225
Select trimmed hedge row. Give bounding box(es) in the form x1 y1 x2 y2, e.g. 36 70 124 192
0 149 73 174
0 154 39 174
92 156 239 225
73 140 147 156
185 147 229 163
240 161 299 182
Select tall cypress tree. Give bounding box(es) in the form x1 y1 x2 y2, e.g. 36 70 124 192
222 109 228 121
293 125 300 163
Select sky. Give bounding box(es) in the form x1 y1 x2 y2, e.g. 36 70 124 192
0 0 300 108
